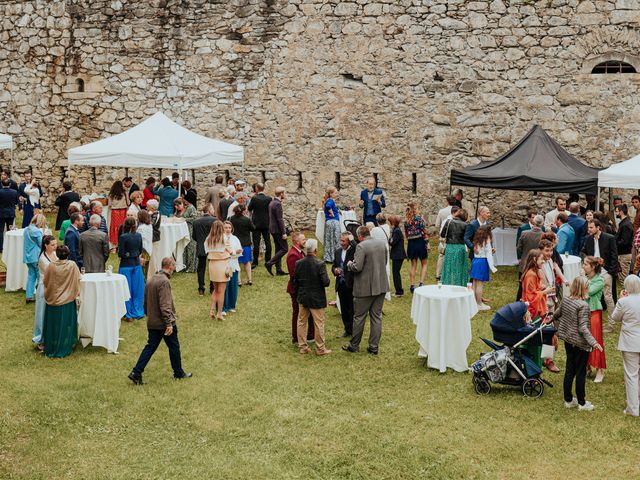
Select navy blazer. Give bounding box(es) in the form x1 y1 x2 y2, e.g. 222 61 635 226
567 214 586 256
64 225 83 268
0 186 19 218
463 219 481 258
118 232 143 268
389 226 406 261
360 188 385 218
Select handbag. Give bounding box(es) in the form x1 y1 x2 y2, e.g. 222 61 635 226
541 343 555 360
438 219 451 256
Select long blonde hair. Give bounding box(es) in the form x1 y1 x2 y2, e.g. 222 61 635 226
568 276 589 300
206 221 225 248
32 214 48 230
322 186 336 207
405 202 418 223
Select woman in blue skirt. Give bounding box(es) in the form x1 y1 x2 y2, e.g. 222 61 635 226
469 225 497 311
118 217 145 321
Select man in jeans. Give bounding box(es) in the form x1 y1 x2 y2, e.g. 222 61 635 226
128 257 192 385
581 219 618 332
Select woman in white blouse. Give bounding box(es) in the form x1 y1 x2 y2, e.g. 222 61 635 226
610 275 640 417
127 191 144 218
33 235 57 350
136 210 153 278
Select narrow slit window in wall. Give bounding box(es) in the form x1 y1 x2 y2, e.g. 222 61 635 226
261 170 267 184
335 172 341 190
225 169 230 183
92 167 97 185
76 78 85 92
373 173 379 187
412 173 417 195
297 171 303 190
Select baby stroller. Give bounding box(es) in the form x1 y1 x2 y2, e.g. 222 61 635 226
472 302 556 398
344 219 362 243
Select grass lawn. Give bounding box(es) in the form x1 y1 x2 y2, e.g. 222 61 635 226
1 229 639 479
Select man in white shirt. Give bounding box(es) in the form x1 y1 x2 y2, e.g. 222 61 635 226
435 196 457 280
544 197 566 230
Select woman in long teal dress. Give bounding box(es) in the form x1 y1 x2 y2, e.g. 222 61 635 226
42 245 81 358
441 209 469 286
174 198 198 273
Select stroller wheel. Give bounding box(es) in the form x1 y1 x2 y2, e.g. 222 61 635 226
473 375 491 395
522 378 544 398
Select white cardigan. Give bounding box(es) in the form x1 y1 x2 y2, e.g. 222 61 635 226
473 241 497 273
611 294 640 352
23 184 41 206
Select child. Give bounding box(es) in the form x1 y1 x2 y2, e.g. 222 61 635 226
553 276 603 411
469 225 497 311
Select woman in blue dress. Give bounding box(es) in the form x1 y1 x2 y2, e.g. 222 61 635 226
118 217 145 321
153 177 179 217
323 187 341 263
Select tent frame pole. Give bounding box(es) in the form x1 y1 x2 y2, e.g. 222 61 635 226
475 187 481 219
596 186 601 215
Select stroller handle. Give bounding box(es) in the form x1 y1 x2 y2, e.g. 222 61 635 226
511 319 553 350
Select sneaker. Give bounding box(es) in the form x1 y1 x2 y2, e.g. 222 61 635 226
229 309 236 313
477 303 491 311
299 346 311 354
578 401 594 411
316 349 332 356
221 311 227 317
564 397 578 409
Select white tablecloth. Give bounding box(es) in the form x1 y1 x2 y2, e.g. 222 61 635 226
78 273 130 353
148 221 190 277
411 285 478 373
2 228 28 292
492 228 518 266
102 205 111 230
315 209 358 243
562 255 582 296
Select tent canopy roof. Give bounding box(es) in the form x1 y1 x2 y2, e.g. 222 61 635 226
450 125 599 194
68 112 244 169
0 133 12 150
598 154 640 189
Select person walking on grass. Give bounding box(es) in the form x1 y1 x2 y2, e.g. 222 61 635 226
128 257 192 385
469 225 497 311
553 276 603 412
293 239 331 356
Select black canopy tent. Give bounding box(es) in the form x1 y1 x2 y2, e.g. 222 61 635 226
450 125 600 215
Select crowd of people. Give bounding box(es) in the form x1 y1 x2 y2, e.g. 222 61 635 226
1 168 639 417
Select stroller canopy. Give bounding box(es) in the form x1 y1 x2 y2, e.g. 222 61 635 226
491 302 528 332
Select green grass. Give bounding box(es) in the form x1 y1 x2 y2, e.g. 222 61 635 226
1 229 639 479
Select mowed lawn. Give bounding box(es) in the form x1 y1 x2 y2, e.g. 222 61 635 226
1 231 639 479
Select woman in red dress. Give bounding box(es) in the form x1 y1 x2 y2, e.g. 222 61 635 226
142 177 156 209
583 256 606 383
108 180 129 248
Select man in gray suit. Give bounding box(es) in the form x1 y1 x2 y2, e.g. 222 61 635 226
342 226 389 355
79 214 110 273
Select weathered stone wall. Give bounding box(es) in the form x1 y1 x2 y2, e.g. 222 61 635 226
1 0 640 227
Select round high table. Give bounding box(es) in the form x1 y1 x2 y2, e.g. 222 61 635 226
411 285 479 373
148 220 190 278
2 228 28 292
492 228 518 266
561 255 582 296
315 209 358 243
78 273 130 354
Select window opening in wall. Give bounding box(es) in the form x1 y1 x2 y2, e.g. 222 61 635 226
335 172 341 190
92 167 97 185
261 170 267 184
373 173 379 187
59 167 67 182
158 169 162 180
591 61 637 74
412 173 417 195
224 169 230 183
125 167 129 178
192 169 196 185
297 171 303 190
76 78 85 92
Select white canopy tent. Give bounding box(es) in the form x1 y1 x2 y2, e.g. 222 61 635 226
68 112 244 190
598 154 640 189
0 133 12 151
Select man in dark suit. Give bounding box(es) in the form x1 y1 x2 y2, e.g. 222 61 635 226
293 238 331 355
343 226 389 355
265 186 287 276
0 179 19 252
464 206 491 259
123 177 140 203
286 231 315 344
79 214 109 273
581 219 618 330
64 212 84 269
615 203 633 278
248 183 272 269
55 181 81 231
332 232 356 337
0 168 18 191
192 204 218 296
567 202 586 255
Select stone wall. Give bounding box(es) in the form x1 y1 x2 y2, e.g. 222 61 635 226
1 0 640 228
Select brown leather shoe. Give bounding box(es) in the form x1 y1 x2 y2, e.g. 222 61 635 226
316 349 332 356
544 359 560 373
299 346 311 354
